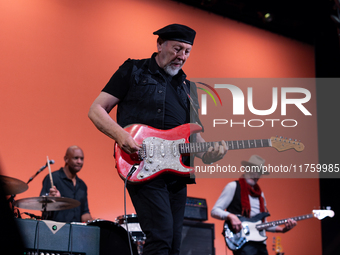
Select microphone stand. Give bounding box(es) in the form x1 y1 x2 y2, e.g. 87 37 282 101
26 163 53 220
10 162 53 218
27 163 50 185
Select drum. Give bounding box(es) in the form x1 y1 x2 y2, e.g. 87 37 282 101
116 214 146 254
87 219 138 255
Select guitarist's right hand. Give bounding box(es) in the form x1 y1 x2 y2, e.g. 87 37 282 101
227 213 243 233
117 129 142 154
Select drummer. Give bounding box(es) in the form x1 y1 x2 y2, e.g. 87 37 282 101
40 145 93 223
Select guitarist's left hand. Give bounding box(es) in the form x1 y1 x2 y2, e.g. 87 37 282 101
197 133 228 164
276 218 297 233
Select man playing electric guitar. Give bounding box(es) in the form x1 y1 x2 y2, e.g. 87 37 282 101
88 24 228 255
211 155 296 255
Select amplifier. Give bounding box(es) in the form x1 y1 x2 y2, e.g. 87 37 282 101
184 197 208 221
180 220 215 255
15 218 100 255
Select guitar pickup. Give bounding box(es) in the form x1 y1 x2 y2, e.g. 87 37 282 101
149 142 154 158
160 142 165 157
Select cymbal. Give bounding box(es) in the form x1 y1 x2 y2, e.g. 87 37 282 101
0 175 28 195
13 196 81 211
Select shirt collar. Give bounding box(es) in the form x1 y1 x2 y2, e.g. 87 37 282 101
60 167 79 182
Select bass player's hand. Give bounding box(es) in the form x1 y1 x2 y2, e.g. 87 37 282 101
227 213 243 233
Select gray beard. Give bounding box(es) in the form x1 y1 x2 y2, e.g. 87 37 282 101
163 63 182 76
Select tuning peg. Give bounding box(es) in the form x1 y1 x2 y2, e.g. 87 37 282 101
326 206 331 210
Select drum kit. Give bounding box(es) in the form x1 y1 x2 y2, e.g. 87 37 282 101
1 160 82 218
88 215 145 255
1 174 145 255
116 214 146 254
1 175 29 195
0 175 80 218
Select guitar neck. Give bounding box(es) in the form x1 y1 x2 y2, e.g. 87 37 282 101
256 213 314 231
179 139 271 154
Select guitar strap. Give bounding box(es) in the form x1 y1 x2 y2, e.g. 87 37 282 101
182 80 204 132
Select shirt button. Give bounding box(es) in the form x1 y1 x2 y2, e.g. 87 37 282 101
158 90 163 93
157 109 162 113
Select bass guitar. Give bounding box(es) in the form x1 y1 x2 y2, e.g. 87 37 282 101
223 209 334 251
114 123 304 183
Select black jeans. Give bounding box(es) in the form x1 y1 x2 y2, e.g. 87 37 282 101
127 176 187 255
233 241 268 255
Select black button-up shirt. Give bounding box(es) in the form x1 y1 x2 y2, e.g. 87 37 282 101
40 168 90 222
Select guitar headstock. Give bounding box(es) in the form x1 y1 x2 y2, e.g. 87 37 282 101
271 136 305 152
313 209 335 220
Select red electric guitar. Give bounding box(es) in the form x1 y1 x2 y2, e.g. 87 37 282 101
114 123 304 183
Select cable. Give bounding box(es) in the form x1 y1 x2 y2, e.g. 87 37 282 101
124 164 138 255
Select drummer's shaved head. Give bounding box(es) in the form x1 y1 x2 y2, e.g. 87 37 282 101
65 145 83 157
64 145 84 175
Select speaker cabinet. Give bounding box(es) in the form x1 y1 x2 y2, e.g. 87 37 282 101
15 218 100 255
180 220 215 255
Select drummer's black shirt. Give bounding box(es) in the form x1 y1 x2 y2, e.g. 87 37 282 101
40 168 90 223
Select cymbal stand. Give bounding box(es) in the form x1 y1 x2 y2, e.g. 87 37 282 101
8 194 21 218
41 199 48 220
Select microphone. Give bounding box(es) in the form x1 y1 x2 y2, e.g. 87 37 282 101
37 160 55 173
27 160 55 184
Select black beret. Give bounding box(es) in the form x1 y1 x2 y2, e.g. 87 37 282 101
153 24 196 45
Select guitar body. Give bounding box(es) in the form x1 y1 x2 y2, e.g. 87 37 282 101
114 123 305 184
223 209 335 251
114 123 202 183
224 212 270 251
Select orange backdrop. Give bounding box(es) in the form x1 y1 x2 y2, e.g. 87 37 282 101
0 0 319 254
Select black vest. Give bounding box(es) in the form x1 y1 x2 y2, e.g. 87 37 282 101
227 181 242 215
116 55 201 130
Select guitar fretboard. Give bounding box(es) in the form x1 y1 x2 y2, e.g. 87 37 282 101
178 139 271 154
256 213 314 230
